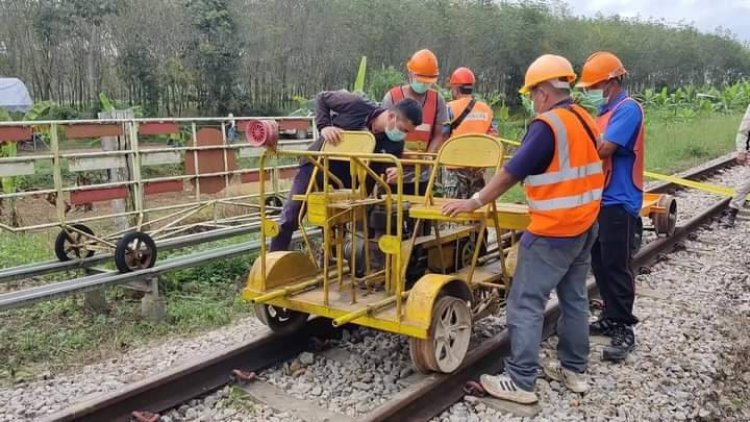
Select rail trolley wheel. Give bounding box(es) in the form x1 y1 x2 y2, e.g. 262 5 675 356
631 217 644 255
409 296 473 374
264 195 284 214
54 224 96 261
653 195 677 237
254 303 309 334
114 231 157 273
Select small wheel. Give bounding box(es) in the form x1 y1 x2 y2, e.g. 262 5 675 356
456 238 475 271
254 303 309 334
631 217 644 255
653 195 677 237
264 195 284 213
114 231 157 273
409 296 473 374
54 224 96 261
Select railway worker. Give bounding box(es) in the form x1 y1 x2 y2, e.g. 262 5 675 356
577 51 645 362
442 54 603 404
382 49 450 195
445 66 496 199
269 90 423 252
719 102 750 228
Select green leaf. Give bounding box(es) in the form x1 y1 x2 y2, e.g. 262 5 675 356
99 92 115 112
354 56 367 93
23 101 54 121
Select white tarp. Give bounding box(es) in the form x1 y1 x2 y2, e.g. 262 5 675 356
0 78 32 112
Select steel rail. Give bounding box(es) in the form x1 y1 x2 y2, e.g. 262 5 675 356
0 237 269 311
28 157 736 422
0 222 267 284
39 319 340 422
362 166 733 421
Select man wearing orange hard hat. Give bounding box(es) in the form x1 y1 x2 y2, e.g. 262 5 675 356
443 54 603 404
383 49 450 195
577 51 644 363
444 66 497 199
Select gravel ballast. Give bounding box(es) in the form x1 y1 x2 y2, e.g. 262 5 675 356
2 165 749 422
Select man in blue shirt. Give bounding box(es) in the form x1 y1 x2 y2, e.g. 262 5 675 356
577 51 645 362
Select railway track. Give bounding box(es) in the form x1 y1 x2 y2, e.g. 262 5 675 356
35 155 739 422
0 215 268 285
0 154 736 312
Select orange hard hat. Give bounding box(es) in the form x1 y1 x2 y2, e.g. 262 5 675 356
519 54 576 94
576 51 628 88
407 49 439 83
450 67 476 86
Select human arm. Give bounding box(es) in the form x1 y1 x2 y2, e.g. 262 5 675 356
314 90 374 145
427 96 450 153
736 104 750 164
441 120 554 216
441 169 518 217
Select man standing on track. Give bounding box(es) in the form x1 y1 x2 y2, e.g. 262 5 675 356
719 102 750 228
382 49 450 195
269 90 422 252
442 54 603 404
446 66 496 199
577 51 645 362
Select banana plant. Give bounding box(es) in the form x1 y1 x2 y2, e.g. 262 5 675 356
354 56 367 94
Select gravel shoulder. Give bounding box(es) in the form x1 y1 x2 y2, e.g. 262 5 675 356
435 165 750 422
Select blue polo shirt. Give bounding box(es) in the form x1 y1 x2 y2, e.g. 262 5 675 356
599 91 644 217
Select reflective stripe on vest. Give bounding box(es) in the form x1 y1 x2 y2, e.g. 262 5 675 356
525 112 603 187
597 97 645 191
448 97 494 136
390 86 438 151
523 105 604 237
527 188 603 211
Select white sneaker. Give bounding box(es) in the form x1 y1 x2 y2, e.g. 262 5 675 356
480 373 539 404
542 361 588 393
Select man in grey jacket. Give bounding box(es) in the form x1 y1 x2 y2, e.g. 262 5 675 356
719 104 750 228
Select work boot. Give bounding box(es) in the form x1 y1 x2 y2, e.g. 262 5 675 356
602 324 635 362
720 207 739 228
589 316 615 337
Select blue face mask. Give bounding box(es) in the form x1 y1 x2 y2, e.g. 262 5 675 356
385 127 406 142
410 81 430 94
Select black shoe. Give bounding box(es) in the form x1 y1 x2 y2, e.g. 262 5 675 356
589 316 615 337
720 208 738 228
602 324 635 362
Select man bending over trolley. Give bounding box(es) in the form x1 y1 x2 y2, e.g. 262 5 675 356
270 90 423 252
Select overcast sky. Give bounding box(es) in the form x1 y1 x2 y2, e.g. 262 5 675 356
563 0 750 42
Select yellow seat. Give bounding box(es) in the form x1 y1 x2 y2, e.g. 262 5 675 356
407 133 506 220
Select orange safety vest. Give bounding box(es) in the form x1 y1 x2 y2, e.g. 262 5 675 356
448 97 494 136
524 105 604 237
389 86 438 152
597 97 645 191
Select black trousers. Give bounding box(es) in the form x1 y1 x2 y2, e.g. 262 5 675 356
591 205 640 326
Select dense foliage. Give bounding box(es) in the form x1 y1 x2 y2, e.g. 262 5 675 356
1 0 750 116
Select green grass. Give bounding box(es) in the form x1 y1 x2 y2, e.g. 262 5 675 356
0 233 53 268
496 112 740 204
645 113 738 174
0 233 257 384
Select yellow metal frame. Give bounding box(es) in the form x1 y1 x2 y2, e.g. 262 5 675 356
243 132 528 339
